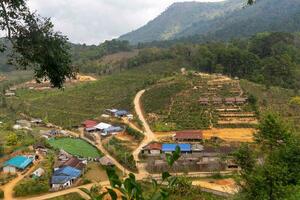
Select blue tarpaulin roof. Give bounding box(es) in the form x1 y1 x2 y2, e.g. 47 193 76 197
4 156 33 170
162 144 191 152
53 166 81 177
53 166 81 178
51 175 74 184
52 166 81 184
115 110 128 116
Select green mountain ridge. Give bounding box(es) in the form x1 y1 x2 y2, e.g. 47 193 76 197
119 0 300 44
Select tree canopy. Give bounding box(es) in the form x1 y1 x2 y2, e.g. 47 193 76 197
0 0 73 88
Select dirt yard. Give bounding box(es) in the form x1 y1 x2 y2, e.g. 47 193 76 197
0 75 6 82
192 178 238 195
84 162 109 182
155 128 255 142
202 128 255 142
15 74 97 90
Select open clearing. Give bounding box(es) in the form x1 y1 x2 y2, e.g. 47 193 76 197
49 138 102 158
155 128 255 142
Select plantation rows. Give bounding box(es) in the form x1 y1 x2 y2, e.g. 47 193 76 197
7 60 183 128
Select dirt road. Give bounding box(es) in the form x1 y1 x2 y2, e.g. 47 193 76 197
1 158 42 200
20 181 110 200
132 89 157 178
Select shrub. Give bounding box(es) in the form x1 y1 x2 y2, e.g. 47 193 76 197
125 126 144 141
14 179 49 197
0 189 4 199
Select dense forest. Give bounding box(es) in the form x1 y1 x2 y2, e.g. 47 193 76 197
120 0 300 44
126 32 300 90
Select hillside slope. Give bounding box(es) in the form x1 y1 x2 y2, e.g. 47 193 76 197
120 0 300 44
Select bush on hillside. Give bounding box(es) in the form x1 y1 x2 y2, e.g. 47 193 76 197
125 126 144 141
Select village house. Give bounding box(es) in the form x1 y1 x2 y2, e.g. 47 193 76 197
162 144 192 154
51 166 81 190
94 122 112 132
142 142 162 156
60 157 86 171
191 144 204 153
224 97 236 105
198 98 209 105
33 143 48 154
114 110 129 118
102 126 123 136
235 97 248 105
82 120 98 132
3 156 33 173
173 130 203 142
5 91 15 97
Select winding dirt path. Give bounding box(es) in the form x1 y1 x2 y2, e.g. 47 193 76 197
131 89 157 178
0 158 42 200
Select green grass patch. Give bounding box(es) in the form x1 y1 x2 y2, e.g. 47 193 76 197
46 193 84 200
49 138 102 158
241 80 300 131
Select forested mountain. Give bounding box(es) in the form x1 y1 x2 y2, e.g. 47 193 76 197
119 0 300 44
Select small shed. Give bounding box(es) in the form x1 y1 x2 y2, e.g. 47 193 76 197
32 168 45 178
198 98 209 105
142 142 162 156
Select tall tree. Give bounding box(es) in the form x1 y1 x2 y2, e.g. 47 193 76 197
235 113 300 200
0 0 73 88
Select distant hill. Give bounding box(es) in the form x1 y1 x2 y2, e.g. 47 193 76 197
119 0 300 44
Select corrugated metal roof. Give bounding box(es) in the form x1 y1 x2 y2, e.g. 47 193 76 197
51 175 74 184
82 120 98 128
4 156 33 169
174 130 203 140
53 166 81 178
94 122 112 130
162 144 191 152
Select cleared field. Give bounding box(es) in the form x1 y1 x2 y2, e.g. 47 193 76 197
155 128 255 142
49 138 102 158
202 128 255 142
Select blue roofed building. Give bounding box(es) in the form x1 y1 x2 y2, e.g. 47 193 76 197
51 166 81 190
114 110 128 118
162 144 192 154
3 156 33 173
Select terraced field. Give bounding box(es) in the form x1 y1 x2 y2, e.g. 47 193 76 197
142 73 256 131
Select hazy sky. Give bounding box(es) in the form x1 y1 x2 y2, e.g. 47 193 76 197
28 0 223 45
